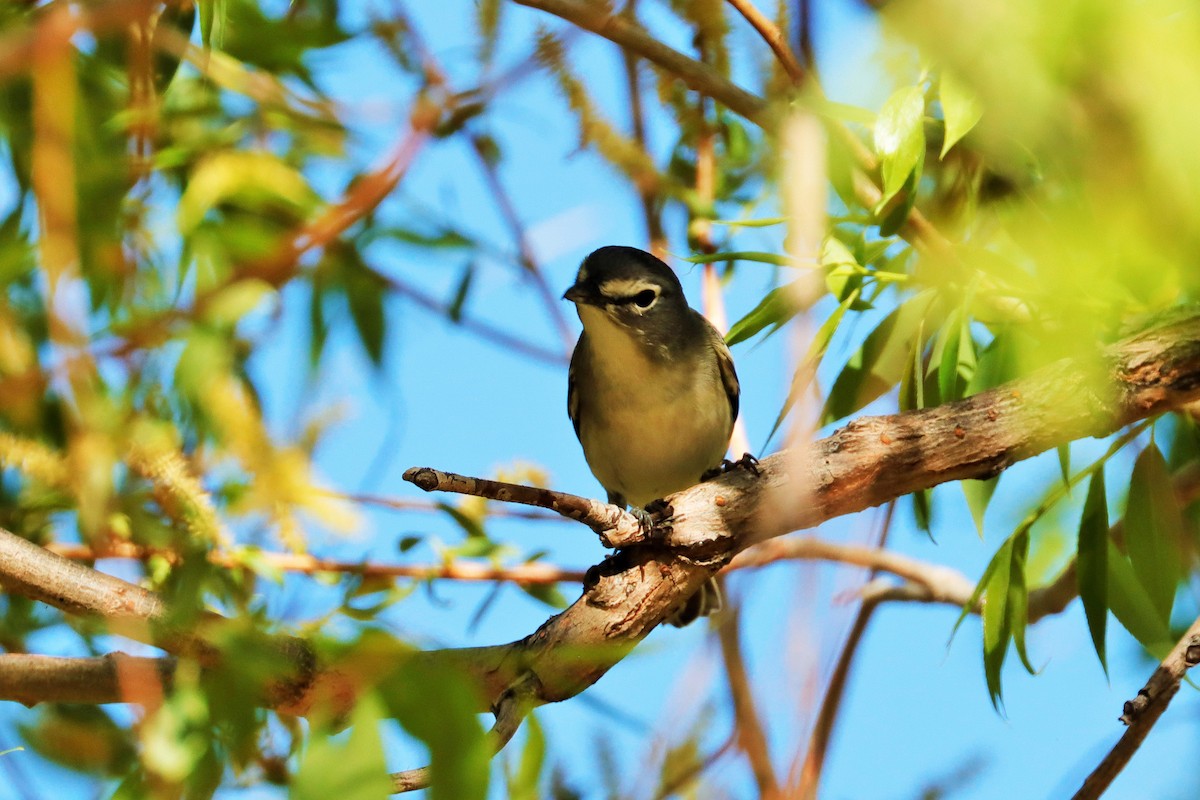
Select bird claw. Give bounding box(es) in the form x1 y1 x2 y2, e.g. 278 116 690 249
701 452 762 482
629 500 673 538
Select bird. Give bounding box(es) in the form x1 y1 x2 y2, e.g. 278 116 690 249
564 245 741 627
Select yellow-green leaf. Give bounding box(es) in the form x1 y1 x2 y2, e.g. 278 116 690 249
940 71 983 157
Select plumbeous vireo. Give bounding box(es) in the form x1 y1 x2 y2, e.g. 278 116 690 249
564 245 740 627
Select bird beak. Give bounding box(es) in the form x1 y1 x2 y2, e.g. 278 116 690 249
563 283 600 305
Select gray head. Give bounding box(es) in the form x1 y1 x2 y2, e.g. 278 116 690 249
563 247 699 356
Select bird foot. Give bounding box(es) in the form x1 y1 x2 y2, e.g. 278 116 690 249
629 499 673 538
701 452 762 482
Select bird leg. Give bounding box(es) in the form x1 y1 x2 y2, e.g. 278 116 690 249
700 452 762 482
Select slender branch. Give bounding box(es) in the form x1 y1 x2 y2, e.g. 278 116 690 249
469 134 575 353
512 0 771 126
381 270 569 366
1071 614 1200 800
618 0 667 257
403 466 643 547
717 604 780 798
512 0 954 259
791 502 895 799
320 489 566 521
725 0 805 85
652 728 738 800
43 542 588 585
795 596 880 799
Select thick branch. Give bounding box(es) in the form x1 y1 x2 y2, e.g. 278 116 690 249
0 531 216 662
0 654 175 706
403 314 1200 712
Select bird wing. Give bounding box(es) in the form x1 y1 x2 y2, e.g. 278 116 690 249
705 318 740 425
567 332 587 440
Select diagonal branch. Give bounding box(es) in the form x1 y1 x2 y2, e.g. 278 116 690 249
5 314 1200 791
1070 613 1200 800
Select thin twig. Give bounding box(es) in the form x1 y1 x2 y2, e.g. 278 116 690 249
44 541 588 585
469 134 575 353
724 0 805 85
717 603 780 797
618 0 667 257
792 502 896 798
1071 613 1200 800
403 466 644 546
382 270 569 366
326 489 566 521
652 727 739 800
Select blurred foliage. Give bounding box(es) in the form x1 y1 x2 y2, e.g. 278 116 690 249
0 0 1199 797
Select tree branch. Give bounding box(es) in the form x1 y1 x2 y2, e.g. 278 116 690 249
5 315 1200 793
717 604 780 798
0 653 175 706
1070 614 1200 800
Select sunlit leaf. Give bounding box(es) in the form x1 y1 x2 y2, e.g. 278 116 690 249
682 251 792 266
874 85 926 204
726 285 794 345
198 0 227 48
962 476 998 538
939 71 983 157
177 151 316 233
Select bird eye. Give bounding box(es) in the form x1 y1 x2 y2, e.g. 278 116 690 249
633 289 657 308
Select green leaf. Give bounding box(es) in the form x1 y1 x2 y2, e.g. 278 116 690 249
177 151 316 233
507 714 545 800
448 262 475 323
293 694 393 800
1057 443 1071 489
345 261 387 366
519 582 568 609
382 661 490 800
681 251 792 266
711 216 788 228
198 0 227 48
726 285 795 345
1124 444 1183 623
202 279 276 327
437 502 488 540
934 308 963 400
962 476 998 538
982 536 1014 710
940 71 983 157
1008 531 1035 675
1077 468 1109 674
1107 541 1173 658
822 291 938 424
874 85 926 204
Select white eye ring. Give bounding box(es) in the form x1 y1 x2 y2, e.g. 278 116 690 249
633 289 657 309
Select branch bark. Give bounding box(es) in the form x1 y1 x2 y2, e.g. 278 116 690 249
1070 614 1200 800
4 314 1200 790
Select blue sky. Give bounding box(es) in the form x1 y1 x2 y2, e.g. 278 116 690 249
3 2 1198 799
